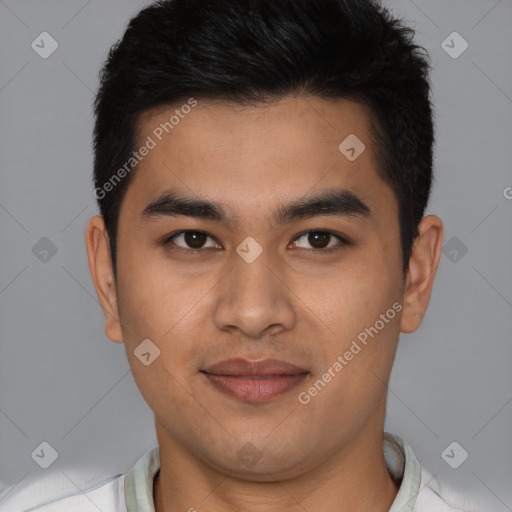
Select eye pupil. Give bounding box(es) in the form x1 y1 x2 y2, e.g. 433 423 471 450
308 231 330 249
185 231 207 248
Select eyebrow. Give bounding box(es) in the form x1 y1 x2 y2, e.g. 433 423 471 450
140 187 371 227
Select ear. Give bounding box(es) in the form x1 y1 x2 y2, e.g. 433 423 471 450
85 215 123 343
400 214 443 333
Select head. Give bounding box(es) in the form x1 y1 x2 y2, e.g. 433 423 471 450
86 0 442 479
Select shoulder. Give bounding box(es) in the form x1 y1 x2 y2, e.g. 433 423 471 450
383 433 486 512
0 472 126 512
414 468 484 512
0 446 159 512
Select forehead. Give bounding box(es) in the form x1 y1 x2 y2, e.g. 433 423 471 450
121 95 396 227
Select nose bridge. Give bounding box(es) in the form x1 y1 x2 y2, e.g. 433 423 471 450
233 243 276 300
214 240 295 337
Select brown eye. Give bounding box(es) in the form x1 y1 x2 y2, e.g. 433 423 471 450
182 231 208 249
291 230 347 252
308 231 331 249
164 231 220 251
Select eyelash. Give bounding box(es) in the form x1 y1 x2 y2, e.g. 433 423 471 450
162 230 350 255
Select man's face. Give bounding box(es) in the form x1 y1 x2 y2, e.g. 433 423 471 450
110 96 406 477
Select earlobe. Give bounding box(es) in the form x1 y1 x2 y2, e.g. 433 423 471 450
400 215 443 334
85 215 124 343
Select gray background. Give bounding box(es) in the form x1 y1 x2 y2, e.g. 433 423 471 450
0 0 511 510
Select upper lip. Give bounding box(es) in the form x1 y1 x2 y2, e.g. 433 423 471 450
202 358 309 376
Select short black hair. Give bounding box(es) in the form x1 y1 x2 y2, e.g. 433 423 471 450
93 0 434 281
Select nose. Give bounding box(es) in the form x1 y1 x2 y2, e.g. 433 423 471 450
213 245 296 339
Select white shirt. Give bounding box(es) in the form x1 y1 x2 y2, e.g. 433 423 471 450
0 433 474 511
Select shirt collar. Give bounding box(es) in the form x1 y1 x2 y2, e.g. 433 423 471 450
384 432 422 512
124 432 422 512
124 444 160 512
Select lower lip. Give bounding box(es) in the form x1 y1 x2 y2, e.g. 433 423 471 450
202 372 308 402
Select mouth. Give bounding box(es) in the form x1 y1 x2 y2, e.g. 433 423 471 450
200 358 310 402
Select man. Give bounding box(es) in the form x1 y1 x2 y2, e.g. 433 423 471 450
1 0 476 510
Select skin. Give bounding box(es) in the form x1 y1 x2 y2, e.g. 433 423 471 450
86 95 443 512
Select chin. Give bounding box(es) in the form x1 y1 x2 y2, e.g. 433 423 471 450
201 441 316 481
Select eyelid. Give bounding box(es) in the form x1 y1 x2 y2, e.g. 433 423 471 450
292 229 349 245
290 230 349 253
163 230 221 250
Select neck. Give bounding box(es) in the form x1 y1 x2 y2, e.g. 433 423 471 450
153 420 399 512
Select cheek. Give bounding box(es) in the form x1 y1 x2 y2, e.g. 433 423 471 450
116 245 211 336
129 354 199 435
116 250 219 370
307 260 397 336
118 266 208 410
307 259 402 390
